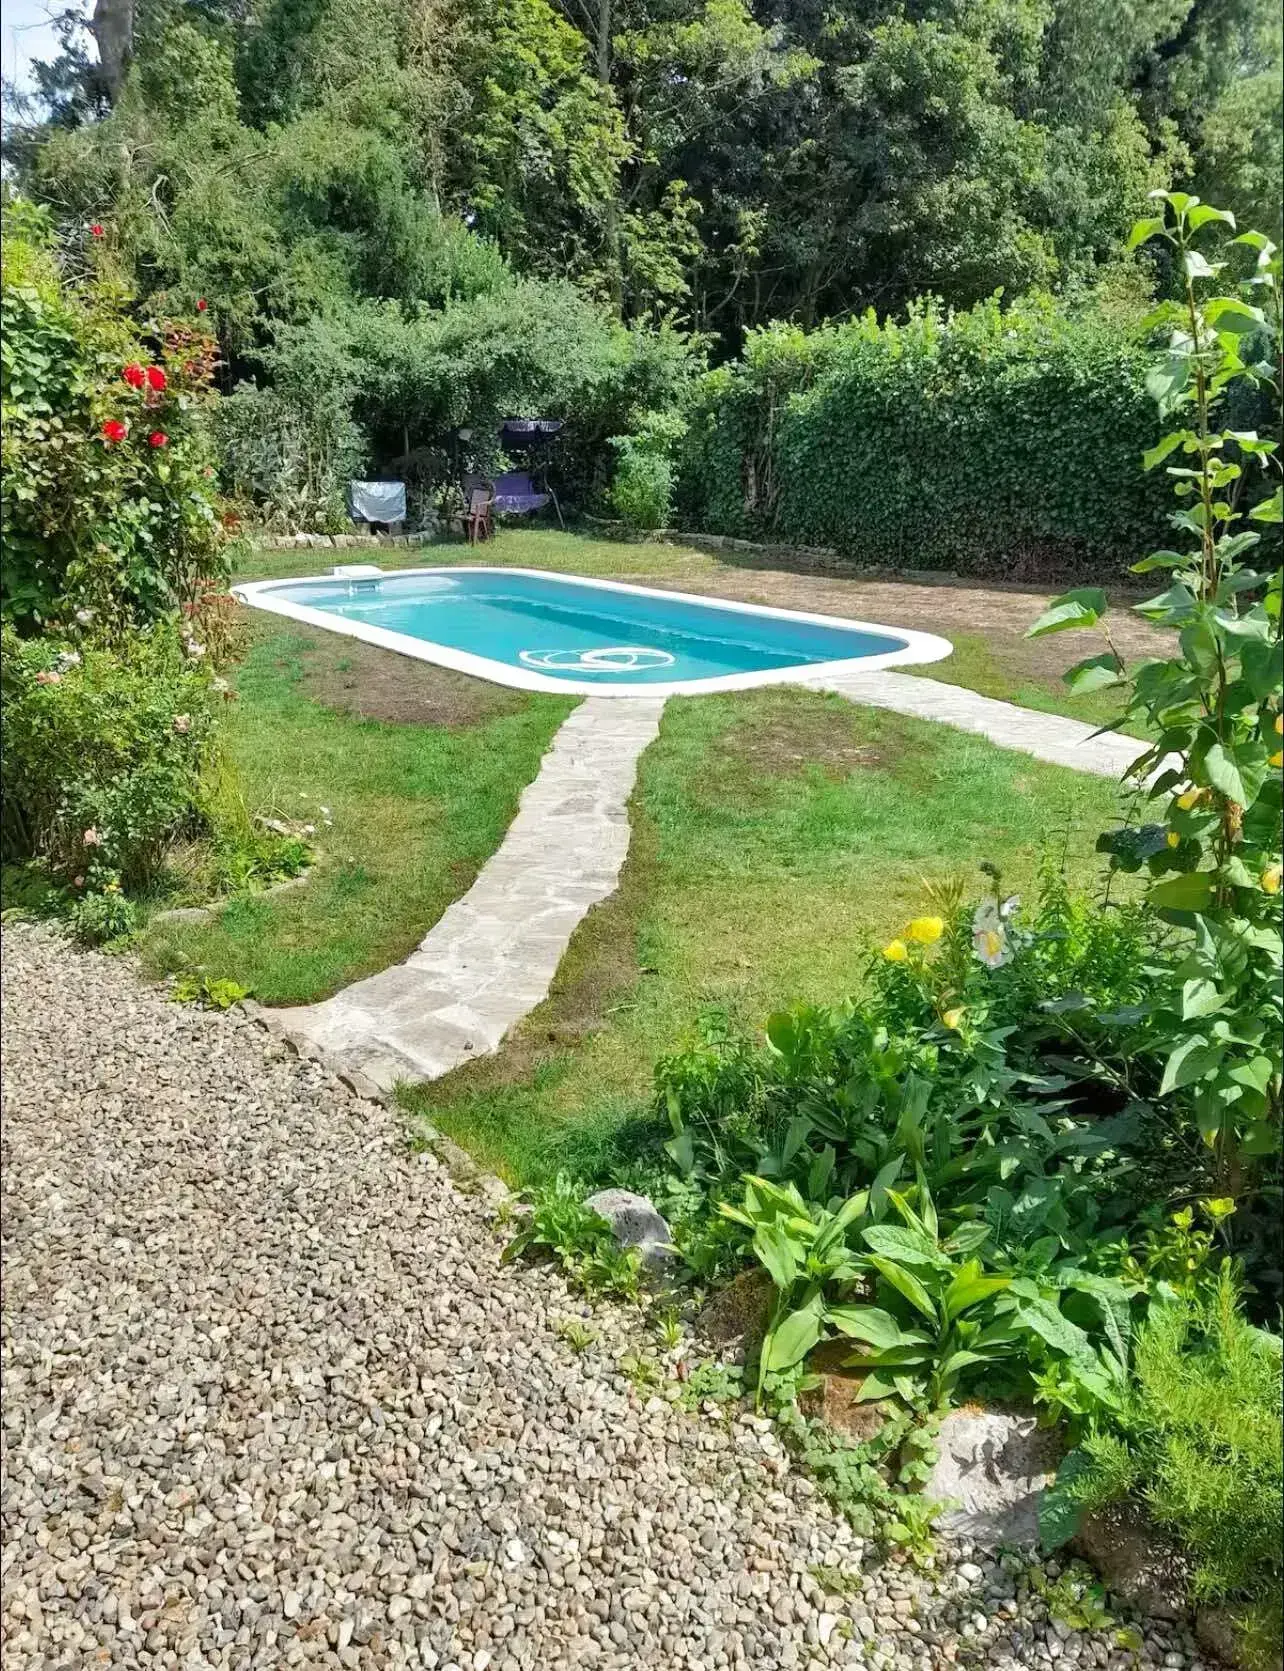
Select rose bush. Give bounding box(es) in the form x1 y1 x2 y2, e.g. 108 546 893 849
1 195 229 634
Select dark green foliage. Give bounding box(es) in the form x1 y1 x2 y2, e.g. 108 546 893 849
673 297 1176 578
9 0 1281 356
0 620 219 892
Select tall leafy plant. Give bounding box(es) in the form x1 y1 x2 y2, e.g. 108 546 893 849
1028 193 1283 1198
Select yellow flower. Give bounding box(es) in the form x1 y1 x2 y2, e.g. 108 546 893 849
1262 864 1282 895
1176 788 1203 810
1270 750 1283 770
883 939 909 963
906 915 945 945
1166 831 1181 849
942 1008 965 1030
1276 712 1283 736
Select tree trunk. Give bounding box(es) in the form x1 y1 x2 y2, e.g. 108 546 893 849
91 0 135 104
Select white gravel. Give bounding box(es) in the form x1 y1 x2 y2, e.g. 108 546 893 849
1 925 1212 1670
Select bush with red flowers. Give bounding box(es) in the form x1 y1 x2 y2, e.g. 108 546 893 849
1 198 230 633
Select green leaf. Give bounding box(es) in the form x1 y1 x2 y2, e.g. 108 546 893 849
942 1222 992 1256
943 1268 1011 1322
1250 489 1282 523
753 1224 801 1292
1027 589 1107 639
1187 205 1236 233
1126 216 1168 251
1013 1295 1097 1368
1202 742 1247 805
1159 1034 1222 1095
765 1294 825 1371
1149 871 1214 912
861 1223 940 1267
1203 296 1262 334
1039 1450 1094 1551
1142 432 1189 471
1181 978 1227 1020
827 1305 925 1350
868 1255 938 1322
1064 654 1123 694
1131 550 1192 574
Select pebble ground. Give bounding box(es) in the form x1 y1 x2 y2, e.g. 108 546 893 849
1 926 1212 1670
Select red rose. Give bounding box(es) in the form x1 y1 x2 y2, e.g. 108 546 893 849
196 298 208 312
146 366 167 391
90 223 104 238
148 431 168 448
101 419 128 443
122 364 145 389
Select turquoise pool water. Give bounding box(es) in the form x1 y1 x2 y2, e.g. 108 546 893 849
266 569 912 687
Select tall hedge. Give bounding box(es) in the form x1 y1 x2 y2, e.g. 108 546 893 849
673 295 1176 581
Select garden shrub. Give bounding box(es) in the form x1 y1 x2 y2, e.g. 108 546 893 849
1 194 229 632
0 621 219 898
608 410 687 529
673 295 1181 579
1050 1271 1283 1668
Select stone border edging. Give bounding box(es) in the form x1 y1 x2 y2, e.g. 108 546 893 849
149 865 316 929
247 530 438 551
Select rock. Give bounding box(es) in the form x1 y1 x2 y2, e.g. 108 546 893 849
697 1267 774 1356
1071 1501 1190 1623
799 1342 893 1444
1195 1607 1254 1669
924 1408 1065 1548
583 1189 672 1269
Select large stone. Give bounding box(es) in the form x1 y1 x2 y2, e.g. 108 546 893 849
696 1267 774 1358
799 1341 893 1444
1071 1500 1191 1622
584 1189 673 1268
1195 1607 1259 1669
924 1407 1065 1548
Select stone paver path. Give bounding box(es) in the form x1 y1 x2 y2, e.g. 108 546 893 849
808 670 1150 779
258 699 664 1095
1 926 1209 1671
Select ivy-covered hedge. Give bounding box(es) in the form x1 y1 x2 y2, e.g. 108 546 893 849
673 295 1176 580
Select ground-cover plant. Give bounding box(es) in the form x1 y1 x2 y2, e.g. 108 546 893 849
502 1175 642 1300
1029 194 1282 1244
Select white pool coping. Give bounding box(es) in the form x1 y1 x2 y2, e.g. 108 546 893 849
231 566 954 696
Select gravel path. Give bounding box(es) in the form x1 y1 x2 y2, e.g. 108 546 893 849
2 925 1210 1671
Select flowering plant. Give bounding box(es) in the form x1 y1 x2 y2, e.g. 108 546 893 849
1 203 230 633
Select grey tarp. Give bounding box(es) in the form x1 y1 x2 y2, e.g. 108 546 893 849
348 481 407 524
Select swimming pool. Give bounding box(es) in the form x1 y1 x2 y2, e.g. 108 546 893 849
232 567 952 696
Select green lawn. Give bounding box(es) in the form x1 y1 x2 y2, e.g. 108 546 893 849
402 685 1132 1184
139 622 573 1002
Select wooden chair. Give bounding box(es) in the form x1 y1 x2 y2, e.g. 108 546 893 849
465 487 494 544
